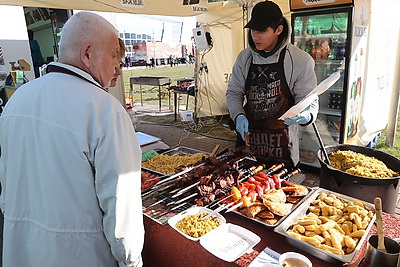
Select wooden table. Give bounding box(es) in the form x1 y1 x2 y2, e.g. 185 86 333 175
142 211 400 266
129 76 171 112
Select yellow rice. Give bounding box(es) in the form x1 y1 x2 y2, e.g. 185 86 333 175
329 150 399 178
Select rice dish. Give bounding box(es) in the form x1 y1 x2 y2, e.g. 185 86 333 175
329 150 399 178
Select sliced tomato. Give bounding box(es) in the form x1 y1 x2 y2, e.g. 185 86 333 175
275 180 281 189
240 186 249 196
268 178 276 189
256 171 268 179
248 177 262 186
237 182 244 191
248 190 258 202
253 175 266 182
263 181 270 191
271 174 279 185
246 183 256 190
255 184 264 196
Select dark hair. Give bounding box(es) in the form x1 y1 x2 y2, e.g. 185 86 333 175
28 30 34 41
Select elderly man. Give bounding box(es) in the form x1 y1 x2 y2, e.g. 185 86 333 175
0 11 144 267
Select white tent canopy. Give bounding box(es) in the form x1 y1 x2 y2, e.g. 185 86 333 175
1 0 399 147
0 0 289 118
0 0 241 16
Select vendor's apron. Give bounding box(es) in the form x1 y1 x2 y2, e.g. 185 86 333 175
244 48 297 168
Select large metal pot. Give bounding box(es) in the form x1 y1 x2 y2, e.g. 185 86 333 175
317 144 400 214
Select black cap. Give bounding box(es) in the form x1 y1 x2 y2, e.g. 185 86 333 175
244 1 283 31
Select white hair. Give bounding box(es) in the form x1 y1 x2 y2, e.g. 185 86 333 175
58 11 118 63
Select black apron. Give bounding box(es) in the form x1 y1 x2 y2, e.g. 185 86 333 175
244 48 296 168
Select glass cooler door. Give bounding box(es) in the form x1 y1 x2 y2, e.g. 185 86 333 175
291 8 352 167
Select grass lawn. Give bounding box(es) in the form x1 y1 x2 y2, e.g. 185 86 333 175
122 64 196 110
122 64 400 159
374 116 400 158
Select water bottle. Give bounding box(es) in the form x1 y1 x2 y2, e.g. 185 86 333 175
126 105 137 129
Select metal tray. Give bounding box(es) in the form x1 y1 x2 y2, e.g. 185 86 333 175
161 146 208 156
274 188 376 264
232 185 315 229
141 168 166 193
141 157 260 224
142 146 208 175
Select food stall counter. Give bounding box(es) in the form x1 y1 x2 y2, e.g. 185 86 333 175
142 210 400 266
142 211 400 266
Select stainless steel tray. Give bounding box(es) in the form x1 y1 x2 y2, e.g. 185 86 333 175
142 146 208 175
141 157 260 224
161 146 208 156
141 168 167 193
274 188 376 264
232 185 315 229
141 167 165 177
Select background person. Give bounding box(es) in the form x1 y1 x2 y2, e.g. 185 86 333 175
0 11 144 267
28 30 44 78
226 0 318 169
109 38 126 89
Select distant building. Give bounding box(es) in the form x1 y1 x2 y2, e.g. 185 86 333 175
119 32 152 58
119 31 193 66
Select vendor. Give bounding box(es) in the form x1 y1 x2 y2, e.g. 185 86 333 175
226 1 318 169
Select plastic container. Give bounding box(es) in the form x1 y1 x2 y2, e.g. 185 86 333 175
180 110 193 121
279 252 312 267
127 106 138 127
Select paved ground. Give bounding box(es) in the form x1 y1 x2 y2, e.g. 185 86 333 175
135 105 400 217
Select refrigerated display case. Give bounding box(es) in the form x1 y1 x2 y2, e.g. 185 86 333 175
290 0 370 167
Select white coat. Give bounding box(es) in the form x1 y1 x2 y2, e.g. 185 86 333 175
0 62 144 267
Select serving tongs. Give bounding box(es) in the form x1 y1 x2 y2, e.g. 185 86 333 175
312 122 331 165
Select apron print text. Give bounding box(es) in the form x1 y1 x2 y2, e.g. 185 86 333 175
250 132 284 158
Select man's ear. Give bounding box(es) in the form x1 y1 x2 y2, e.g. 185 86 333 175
275 25 283 36
81 43 92 68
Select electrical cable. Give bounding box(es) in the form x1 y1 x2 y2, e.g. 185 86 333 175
139 120 235 143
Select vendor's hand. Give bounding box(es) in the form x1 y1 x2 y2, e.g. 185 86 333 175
284 106 312 126
235 114 249 141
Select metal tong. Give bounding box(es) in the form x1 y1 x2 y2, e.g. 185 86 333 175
201 202 236 220
312 122 331 165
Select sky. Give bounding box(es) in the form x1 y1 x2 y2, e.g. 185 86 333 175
88 11 197 45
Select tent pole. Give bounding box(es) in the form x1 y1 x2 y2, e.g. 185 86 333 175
385 29 400 147
193 49 200 124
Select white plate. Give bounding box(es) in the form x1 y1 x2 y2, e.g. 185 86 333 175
199 223 261 262
168 206 226 241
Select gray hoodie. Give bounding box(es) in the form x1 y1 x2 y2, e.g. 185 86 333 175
226 17 318 122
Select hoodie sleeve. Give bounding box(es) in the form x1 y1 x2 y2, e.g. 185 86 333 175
95 111 144 267
286 45 319 123
226 49 252 121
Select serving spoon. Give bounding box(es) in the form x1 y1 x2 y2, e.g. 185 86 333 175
374 197 387 253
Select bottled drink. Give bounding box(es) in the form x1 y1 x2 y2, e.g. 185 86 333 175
310 42 316 59
304 40 312 54
340 44 346 59
127 105 138 128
